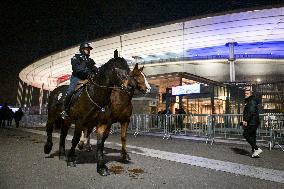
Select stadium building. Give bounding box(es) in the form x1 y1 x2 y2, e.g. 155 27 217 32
18 6 284 114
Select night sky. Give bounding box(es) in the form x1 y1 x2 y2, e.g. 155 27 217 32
0 0 282 105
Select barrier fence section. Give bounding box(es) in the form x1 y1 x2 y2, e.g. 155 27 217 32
128 114 217 141
267 114 284 150
21 114 48 128
128 114 284 150
19 113 284 150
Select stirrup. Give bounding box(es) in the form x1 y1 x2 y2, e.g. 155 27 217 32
61 111 68 119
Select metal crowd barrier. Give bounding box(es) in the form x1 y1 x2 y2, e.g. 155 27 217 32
267 115 284 151
128 113 284 150
129 114 213 142
17 113 284 150
21 114 48 128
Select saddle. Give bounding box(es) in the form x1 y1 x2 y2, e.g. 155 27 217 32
69 79 89 105
75 79 89 91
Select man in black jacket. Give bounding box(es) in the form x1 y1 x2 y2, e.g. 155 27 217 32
243 89 263 158
61 42 97 119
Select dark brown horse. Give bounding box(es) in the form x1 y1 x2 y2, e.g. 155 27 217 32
65 62 150 176
79 63 151 164
44 56 130 174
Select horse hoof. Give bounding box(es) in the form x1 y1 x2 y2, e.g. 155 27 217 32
97 168 110 176
59 154 66 161
67 161 76 167
86 146 93 152
78 143 84 151
126 154 131 161
44 142 53 154
121 153 131 162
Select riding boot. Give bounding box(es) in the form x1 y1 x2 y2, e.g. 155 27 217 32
61 94 72 119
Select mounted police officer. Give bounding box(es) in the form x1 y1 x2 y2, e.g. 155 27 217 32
61 42 98 119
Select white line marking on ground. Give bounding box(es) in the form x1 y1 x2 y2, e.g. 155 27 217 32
21 128 284 183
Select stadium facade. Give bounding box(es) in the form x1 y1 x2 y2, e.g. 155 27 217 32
18 6 284 114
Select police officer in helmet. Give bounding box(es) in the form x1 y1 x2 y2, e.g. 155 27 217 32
61 42 97 119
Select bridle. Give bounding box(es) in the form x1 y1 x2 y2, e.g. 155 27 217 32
121 70 149 94
84 67 149 112
84 68 130 111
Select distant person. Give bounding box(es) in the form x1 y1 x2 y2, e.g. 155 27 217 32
242 90 262 158
0 103 10 127
61 42 98 119
177 106 186 115
7 108 14 126
162 106 172 132
176 106 186 130
162 106 172 114
14 108 24 128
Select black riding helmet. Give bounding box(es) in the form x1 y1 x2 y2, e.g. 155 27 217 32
79 42 93 51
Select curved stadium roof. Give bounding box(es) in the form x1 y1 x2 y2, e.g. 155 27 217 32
19 6 284 91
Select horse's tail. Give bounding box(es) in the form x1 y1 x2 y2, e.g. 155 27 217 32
44 85 67 154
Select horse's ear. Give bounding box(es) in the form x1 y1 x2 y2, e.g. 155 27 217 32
114 49 118 58
139 65 144 71
134 63 138 70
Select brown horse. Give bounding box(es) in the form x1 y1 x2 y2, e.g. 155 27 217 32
44 56 130 174
79 63 151 163
64 62 150 176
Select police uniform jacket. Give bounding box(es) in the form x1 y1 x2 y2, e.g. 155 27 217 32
71 54 97 80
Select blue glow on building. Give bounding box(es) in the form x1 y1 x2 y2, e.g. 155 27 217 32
186 41 284 58
139 41 284 63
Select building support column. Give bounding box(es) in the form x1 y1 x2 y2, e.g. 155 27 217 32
229 61 235 82
226 42 237 82
39 83 44 114
16 80 24 107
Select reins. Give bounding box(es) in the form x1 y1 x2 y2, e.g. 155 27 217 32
84 70 133 111
88 76 124 89
85 85 105 112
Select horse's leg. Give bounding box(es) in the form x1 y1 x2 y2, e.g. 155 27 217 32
96 123 111 176
78 127 93 151
44 119 54 154
59 120 70 160
67 125 83 167
85 127 93 152
120 121 131 162
78 130 86 151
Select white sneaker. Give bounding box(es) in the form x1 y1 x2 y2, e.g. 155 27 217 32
252 148 263 157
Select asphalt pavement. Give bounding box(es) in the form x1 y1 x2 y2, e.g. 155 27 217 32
0 127 283 189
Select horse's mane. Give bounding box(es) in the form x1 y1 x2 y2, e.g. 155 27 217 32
99 57 130 74
95 57 130 85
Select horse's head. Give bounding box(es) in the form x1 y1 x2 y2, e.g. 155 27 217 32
129 63 151 94
94 57 130 88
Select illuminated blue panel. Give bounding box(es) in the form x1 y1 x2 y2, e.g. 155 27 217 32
185 41 284 58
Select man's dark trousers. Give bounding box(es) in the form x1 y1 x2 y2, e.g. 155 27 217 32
243 125 258 151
